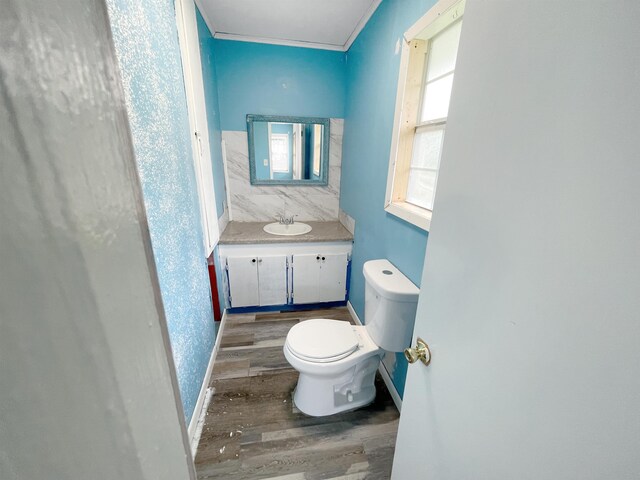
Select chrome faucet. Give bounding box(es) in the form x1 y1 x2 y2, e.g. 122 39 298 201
276 201 297 225
276 213 297 225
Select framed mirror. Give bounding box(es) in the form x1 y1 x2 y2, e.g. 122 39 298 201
247 114 330 185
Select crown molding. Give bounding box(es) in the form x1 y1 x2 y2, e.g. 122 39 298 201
194 0 217 36
213 32 346 52
343 0 382 51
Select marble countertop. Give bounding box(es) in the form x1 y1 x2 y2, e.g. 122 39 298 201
219 221 353 245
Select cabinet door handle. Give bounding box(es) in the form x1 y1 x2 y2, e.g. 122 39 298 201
258 258 262 263
251 258 256 263
316 255 320 260
321 256 325 261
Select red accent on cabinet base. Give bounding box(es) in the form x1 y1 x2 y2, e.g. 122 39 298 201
207 256 222 321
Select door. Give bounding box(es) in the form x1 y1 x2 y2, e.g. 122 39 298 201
317 253 348 303
175 0 219 255
257 255 288 306
392 1 640 479
292 254 320 304
226 257 259 308
2 1 196 476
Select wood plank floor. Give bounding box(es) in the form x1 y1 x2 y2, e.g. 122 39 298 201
194 307 399 480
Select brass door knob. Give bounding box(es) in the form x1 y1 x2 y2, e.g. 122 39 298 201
404 338 431 366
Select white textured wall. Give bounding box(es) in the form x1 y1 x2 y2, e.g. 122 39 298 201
0 0 193 478
222 119 343 221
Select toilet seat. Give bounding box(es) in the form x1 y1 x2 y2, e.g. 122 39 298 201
285 319 359 363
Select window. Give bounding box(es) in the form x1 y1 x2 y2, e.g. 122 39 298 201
385 0 464 230
270 133 290 173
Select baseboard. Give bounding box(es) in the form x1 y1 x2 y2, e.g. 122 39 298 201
346 301 403 412
376 359 402 413
188 309 228 451
189 386 213 455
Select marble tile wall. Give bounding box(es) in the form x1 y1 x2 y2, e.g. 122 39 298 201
217 206 229 236
221 119 343 222
338 208 356 235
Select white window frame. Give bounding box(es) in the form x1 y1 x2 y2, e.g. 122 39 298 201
270 133 290 173
384 0 465 231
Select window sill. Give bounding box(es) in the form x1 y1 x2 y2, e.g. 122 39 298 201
385 201 432 232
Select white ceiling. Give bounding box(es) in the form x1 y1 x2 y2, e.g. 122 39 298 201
196 0 382 51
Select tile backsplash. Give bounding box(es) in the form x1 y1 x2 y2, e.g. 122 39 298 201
221 119 343 222
338 208 356 235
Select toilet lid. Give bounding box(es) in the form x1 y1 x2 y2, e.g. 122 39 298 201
286 319 359 363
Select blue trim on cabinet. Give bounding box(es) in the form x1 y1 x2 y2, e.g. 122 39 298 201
228 301 347 315
345 254 352 302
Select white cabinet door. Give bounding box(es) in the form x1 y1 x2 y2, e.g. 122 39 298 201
318 253 348 303
257 255 288 306
292 253 348 304
292 254 321 304
227 256 259 307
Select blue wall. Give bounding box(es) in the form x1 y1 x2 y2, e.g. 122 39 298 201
196 8 227 217
341 0 436 397
107 0 216 424
213 40 347 130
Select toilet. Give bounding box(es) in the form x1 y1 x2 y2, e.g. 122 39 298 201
283 259 419 417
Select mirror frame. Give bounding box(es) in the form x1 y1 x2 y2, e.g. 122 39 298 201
247 114 331 186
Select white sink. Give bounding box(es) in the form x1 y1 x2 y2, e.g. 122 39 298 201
263 222 312 236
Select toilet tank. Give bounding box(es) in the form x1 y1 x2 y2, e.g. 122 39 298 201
363 259 419 352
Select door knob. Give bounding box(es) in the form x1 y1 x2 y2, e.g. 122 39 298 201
404 338 431 366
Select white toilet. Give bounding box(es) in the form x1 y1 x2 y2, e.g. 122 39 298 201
283 259 419 417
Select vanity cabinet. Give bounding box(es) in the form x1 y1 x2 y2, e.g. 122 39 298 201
219 242 351 309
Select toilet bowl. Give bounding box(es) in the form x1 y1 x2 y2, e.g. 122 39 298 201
284 318 382 417
284 259 420 417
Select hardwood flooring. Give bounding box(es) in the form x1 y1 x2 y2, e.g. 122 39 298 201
194 307 399 480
